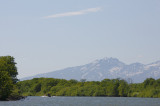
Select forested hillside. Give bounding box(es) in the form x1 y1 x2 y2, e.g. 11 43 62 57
17 77 160 98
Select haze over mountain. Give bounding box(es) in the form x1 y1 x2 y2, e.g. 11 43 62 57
21 57 160 83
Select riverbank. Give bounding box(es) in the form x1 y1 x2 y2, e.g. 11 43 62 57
0 96 26 101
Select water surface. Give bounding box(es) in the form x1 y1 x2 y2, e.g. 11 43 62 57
1 96 160 106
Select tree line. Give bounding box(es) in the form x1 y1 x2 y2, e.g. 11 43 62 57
17 77 160 98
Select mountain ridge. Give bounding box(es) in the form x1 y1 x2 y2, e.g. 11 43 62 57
21 57 160 83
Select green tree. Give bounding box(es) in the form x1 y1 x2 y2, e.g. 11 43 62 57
0 71 13 100
0 56 19 100
118 80 128 97
143 78 155 88
0 56 18 83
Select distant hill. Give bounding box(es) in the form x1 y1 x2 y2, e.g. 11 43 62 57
21 57 160 83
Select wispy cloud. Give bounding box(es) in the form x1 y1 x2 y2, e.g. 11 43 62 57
43 7 101 19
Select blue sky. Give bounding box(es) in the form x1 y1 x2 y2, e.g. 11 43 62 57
0 0 160 78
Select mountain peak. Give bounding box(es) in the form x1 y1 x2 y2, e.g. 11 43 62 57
21 57 160 83
97 57 120 63
90 57 119 64
102 57 118 60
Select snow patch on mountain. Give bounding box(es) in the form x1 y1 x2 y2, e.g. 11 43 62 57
21 57 160 83
109 67 121 73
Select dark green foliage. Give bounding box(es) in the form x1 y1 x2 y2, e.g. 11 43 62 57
128 78 160 97
0 71 13 100
143 78 155 88
0 56 18 83
0 56 19 100
17 77 160 98
118 80 129 97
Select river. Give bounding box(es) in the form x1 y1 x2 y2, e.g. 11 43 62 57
0 96 160 106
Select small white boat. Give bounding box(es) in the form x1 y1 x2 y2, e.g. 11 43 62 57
52 96 56 97
41 96 48 97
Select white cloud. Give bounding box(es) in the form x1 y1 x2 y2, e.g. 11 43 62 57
43 7 101 19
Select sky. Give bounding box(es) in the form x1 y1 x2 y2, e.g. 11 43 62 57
0 0 160 78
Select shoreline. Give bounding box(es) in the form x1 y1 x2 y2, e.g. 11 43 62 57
4 96 26 101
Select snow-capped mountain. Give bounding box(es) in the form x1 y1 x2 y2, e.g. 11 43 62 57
21 57 160 83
